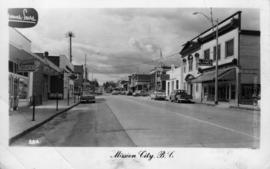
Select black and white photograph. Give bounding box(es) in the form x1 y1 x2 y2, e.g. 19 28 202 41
1 0 270 169
8 8 261 147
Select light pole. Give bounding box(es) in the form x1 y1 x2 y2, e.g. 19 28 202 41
193 8 219 105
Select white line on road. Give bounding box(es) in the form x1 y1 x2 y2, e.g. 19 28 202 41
119 96 259 140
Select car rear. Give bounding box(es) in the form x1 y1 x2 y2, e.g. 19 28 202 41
80 91 95 103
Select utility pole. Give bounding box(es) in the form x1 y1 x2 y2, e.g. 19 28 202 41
66 31 75 63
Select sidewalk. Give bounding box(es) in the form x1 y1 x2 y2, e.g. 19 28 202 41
194 100 260 111
9 98 80 143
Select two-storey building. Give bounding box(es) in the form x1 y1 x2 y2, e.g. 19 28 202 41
165 64 184 98
180 11 260 105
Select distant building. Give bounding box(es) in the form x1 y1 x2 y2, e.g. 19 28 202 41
73 65 84 95
149 63 171 91
129 74 151 92
180 11 260 105
165 64 184 98
46 54 75 99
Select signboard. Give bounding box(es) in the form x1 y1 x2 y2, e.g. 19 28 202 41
18 60 40 72
198 59 213 66
161 74 170 81
8 8 38 28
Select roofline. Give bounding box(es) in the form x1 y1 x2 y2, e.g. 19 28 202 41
182 11 242 46
12 28 32 43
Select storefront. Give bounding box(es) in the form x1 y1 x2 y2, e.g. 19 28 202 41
192 67 236 103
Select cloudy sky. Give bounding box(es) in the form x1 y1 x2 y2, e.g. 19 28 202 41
19 8 259 84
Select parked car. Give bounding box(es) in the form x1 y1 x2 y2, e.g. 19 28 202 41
150 91 166 100
125 90 133 96
80 91 95 103
112 90 120 95
132 90 141 96
169 89 192 103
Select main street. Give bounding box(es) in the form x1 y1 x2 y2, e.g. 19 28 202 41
12 95 260 147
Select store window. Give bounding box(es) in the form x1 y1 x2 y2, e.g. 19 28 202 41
225 39 234 57
231 84 235 99
213 44 221 60
204 49 210 60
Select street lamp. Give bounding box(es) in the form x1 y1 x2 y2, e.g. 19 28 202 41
193 8 219 105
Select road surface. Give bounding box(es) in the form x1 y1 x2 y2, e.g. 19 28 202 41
12 95 260 147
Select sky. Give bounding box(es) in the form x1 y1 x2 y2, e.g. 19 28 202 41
18 8 260 84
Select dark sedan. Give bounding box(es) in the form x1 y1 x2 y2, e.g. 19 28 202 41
80 91 96 103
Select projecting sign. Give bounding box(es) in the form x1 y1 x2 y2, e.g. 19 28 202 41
18 60 40 72
8 8 38 28
198 59 213 66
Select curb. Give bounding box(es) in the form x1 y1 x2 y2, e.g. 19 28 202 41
229 106 260 111
9 102 80 145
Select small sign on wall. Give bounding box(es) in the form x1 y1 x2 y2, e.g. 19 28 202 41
198 59 213 66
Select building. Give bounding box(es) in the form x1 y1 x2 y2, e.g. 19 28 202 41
180 11 260 105
165 64 184 98
73 65 84 95
9 28 60 109
149 63 171 92
47 54 75 100
129 74 151 92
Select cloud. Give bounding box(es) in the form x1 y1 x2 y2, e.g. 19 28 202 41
18 8 259 84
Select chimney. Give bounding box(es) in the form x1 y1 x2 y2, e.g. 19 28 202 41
44 51 49 58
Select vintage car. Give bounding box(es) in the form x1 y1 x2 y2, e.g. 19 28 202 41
150 91 166 100
80 91 96 103
169 89 192 103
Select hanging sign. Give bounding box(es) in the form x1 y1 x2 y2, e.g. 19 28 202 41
18 60 40 72
8 8 38 28
198 59 213 66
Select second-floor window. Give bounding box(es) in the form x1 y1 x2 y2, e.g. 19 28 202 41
204 49 210 60
213 44 221 61
225 39 234 57
188 58 193 71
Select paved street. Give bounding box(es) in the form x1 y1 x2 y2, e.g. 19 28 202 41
11 95 260 147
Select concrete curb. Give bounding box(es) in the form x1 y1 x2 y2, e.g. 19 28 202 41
9 102 80 145
229 106 260 111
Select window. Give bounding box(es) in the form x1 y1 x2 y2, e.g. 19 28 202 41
183 65 186 73
225 39 234 57
196 58 199 69
196 83 198 92
188 58 193 71
176 80 179 89
213 44 221 60
204 49 210 60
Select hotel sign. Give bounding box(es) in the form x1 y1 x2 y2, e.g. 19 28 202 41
18 60 40 72
198 59 213 66
8 8 38 28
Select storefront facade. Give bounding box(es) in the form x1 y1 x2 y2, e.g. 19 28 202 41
180 11 260 105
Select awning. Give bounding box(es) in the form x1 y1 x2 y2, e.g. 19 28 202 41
192 67 236 83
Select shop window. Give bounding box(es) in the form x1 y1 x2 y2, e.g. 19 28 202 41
176 80 179 89
213 44 221 60
231 84 235 99
204 49 210 60
225 39 234 57
9 61 13 73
